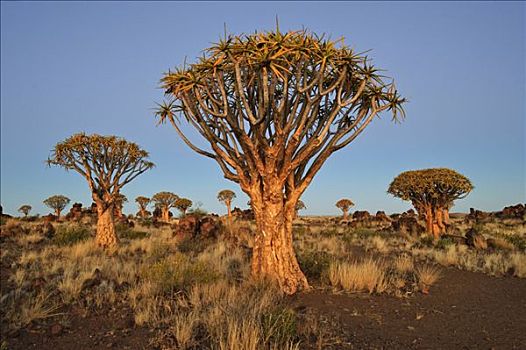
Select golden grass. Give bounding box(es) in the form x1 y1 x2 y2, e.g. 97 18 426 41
416 265 441 287
394 254 414 274
328 259 387 293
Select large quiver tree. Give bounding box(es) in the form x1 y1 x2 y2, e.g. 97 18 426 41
43 195 70 217
157 29 405 294
47 133 154 249
388 168 473 238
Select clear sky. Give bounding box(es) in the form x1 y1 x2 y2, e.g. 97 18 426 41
1 1 525 217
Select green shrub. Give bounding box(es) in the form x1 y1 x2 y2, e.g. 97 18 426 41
53 223 92 246
503 235 526 251
419 236 434 247
261 307 297 345
297 251 332 280
436 237 455 250
177 237 211 255
141 253 218 294
116 223 149 240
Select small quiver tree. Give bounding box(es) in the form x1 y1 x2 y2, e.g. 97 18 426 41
18 205 32 217
156 28 405 294
175 198 193 217
47 133 154 249
336 199 354 221
113 193 128 218
388 168 473 239
217 190 236 218
152 192 179 222
43 195 70 218
294 200 306 219
135 196 151 218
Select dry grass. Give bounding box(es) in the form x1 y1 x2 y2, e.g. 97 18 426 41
394 254 414 274
328 259 387 293
416 265 441 287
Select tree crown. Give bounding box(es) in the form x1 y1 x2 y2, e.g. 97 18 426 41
43 195 70 211
47 133 154 204
152 191 179 208
175 198 193 211
135 196 151 207
217 189 236 203
18 205 32 215
388 168 473 208
336 198 354 210
295 200 306 211
156 28 406 199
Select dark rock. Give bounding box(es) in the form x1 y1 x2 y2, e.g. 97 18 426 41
392 216 425 237
50 324 63 336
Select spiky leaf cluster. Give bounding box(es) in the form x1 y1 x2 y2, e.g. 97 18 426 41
175 198 193 212
18 205 32 216
135 196 151 208
156 29 406 196
336 199 354 211
47 133 154 204
217 190 236 203
295 200 306 211
43 195 70 213
388 168 473 209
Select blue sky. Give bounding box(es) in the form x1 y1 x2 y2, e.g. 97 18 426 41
1 1 524 216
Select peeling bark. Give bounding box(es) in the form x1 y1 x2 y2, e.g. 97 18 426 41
161 207 170 222
343 208 349 221
250 183 309 295
96 203 118 249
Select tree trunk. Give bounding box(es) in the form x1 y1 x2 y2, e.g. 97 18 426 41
250 183 309 295
226 201 232 218
182 208 187 217
442 208 450 225
55 209 61 217
343 208 349 221
96 203 118 249
139 207 146 218
436 208 446 236
161 207 170 222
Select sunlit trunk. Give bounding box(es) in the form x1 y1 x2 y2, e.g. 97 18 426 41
96 203 118 249
250 181 309 295
343 208 349 221
161 207 170 222
55 209 61 217
226 200 232 218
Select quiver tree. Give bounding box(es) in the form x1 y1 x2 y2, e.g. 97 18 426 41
294 200 306 218
43 195 70 217
336 199 354 220
18 205 32 217
135 196 151 218
47 133 154 249
388 168 473 238
175 197 193 217
217 190 236 218
113 193 127 218
152 191 179 222
156 28 405 294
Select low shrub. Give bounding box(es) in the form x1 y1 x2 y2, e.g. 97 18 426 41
53 223 92 246
436 237 455 250
297 251 332 280
116 223 149 240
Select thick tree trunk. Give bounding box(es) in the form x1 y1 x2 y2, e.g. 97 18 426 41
435 208 446 235
161 207 170 222
139 207 146 218
343 208 349 221
442 208 450 225
250 183 309 295
96 204 118 249
55 209 61 217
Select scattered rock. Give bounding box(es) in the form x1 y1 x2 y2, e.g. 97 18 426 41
392 216 425 237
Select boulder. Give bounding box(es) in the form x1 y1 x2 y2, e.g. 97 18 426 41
172 214 220 240
353 210 371 221
392 216 425 237
497 203 525 219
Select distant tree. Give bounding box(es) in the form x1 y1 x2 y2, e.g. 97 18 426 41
18 205 32 217
114 193 128 218
295 200 306 218
47 133 154 249
156 28 405 294
175 198 193 217
388 168 473 238
135 196 151 218
43 195 70 217
336 199 354 220
217 190 236 218
152 192 179 222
